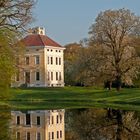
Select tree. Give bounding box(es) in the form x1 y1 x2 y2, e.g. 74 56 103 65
0 0 35 95
0 106 11 140
0 0 35 32
0 29 24 98
64 43 82 85
89 9 140 90
66 109 140 140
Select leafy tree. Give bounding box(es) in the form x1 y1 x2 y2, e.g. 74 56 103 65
0 107 11 140
0 29 24 98
0 0 35 95
74 43 109 87
89 9 140 90
64 43 82 85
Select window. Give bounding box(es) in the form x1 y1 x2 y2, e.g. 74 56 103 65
48 116 50 125
59 72 61 81
47 49 49 51
59 58 61 65
26 114 30 125
56 57 58 65
16 72 19 81
60 131 62 138
51 72 53 81
37 116 40 125
51 49 53 52
26 132 30 140
57 131 59 139
48 132 50 140
52 132 54 139
35 56 40 64
60 115 62 123
25 72 30 84
51 116 54 124
56 72 58 80
48 72 50 81
37 132 41 140
56 115 59 123
16 132 20 140
48 57 49 64
56 50 58 52
25 56 29 65
36 72 40 81
17 116 20 125
51 57 53 64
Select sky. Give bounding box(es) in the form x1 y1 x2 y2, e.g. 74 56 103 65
32 0 140 45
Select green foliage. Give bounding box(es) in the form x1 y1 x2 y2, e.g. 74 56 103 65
0 109 11 140
0 30 16 97
64 43 82 85
0 29 24 98
0 0 34 98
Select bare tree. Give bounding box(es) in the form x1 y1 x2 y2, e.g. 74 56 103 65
0 0 35 32
89 9 140 90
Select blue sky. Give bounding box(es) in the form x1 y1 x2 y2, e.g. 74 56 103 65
32 0 140 45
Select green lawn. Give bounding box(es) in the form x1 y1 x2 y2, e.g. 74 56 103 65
1 87 140 111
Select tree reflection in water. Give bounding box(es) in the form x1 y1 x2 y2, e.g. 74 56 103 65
0 106 12 140
66 108 140 140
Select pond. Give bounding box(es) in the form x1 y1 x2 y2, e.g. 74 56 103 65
0 106 140 140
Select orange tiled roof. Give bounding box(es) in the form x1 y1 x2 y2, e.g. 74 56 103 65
21 34 62 47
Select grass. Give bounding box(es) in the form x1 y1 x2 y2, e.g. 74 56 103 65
1 87 140 111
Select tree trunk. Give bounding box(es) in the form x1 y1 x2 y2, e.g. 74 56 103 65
116 110 123 140
116 76 122 91
108 81 112 90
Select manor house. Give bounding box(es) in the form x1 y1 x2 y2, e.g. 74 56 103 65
12 27 65 87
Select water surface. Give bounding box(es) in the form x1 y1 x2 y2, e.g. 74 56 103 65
0 107 140 140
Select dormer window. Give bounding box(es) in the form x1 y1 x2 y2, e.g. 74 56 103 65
40 31 43 34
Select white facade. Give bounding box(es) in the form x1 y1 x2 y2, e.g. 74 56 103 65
45 46 65 87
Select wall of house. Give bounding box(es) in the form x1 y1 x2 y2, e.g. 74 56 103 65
11 46 46 87
45 46 65 87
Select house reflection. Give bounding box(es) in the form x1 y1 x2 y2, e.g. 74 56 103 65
11 109 65 140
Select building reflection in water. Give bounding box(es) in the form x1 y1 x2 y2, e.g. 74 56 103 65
11 109 65 140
